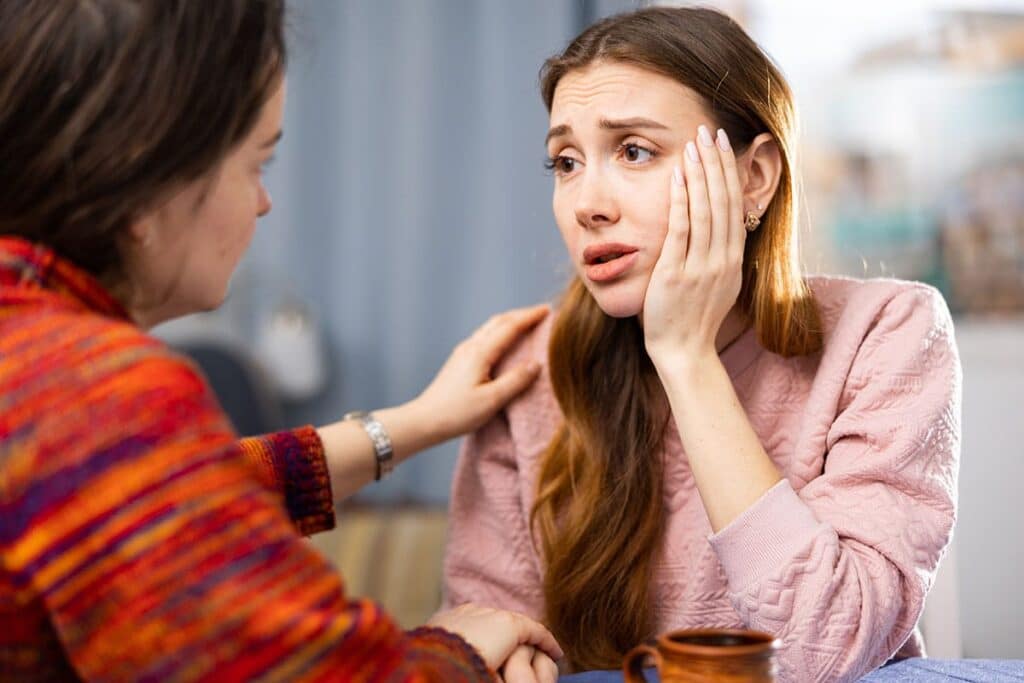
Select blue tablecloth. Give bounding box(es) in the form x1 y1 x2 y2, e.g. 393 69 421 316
560 658 1024 682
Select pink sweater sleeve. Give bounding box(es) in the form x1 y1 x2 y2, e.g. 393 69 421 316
708 285 961 682
442 414 545 620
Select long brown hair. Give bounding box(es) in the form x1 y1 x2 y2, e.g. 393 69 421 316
0 0 286 283
531 7 823 671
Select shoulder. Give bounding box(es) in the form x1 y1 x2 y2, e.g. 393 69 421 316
808 275 953 343
809 275 948 324
1 306 221 432
806 275 958 378
494 307 554 372
492 307 561 447
0 309 231 508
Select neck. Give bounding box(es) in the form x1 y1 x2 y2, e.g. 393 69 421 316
715 307 749 354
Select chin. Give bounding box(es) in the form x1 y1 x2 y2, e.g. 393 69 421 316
584 280 646 319
194 288 229 314
207 292 229 311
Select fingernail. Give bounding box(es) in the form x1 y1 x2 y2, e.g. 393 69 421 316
698 125 714 147
717 128 731 152
672 166 683 186
686 141 699 162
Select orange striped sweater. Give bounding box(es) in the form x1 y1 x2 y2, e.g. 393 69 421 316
0 237 492 682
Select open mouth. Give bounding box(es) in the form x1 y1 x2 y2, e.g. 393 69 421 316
581 245 640 283
583 244 638 266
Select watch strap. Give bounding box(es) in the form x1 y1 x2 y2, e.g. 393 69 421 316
343 410 394 481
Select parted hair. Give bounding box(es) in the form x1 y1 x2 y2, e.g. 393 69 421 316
531 6 823 671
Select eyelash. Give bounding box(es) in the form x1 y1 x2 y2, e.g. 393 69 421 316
543 155 576 175
543 142 657 176
617 142 656 163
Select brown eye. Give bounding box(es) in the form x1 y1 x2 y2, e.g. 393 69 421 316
622 143 653 164
545 155 578 175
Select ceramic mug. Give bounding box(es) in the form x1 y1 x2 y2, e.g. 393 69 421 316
623 628 779 682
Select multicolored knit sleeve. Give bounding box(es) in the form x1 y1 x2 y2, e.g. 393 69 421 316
238 427 336 536
3 332 494 682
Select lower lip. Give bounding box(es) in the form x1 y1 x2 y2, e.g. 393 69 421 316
584 252 639 283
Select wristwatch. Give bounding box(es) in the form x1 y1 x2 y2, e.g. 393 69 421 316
343 411 394 481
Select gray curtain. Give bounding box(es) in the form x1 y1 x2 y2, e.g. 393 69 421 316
243 0 641 502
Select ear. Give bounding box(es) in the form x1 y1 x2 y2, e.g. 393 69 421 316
739 132 783 219
126 214 157 249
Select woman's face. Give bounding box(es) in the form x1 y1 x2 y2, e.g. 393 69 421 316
547 62 720 318
127 79 285 327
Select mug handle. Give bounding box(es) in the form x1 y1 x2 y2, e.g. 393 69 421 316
622 643 662 683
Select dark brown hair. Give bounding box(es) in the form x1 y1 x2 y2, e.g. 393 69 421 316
531 7 823 671
0 0 286 280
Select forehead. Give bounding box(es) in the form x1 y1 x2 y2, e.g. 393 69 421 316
251 79 287 139
550 61 707 127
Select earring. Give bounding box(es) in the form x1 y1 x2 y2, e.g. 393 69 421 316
744 211 761 232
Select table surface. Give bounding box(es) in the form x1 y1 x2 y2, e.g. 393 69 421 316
559 658 1024 682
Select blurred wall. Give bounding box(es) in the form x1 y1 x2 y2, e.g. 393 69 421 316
242 0 639 502
954 321 1024 659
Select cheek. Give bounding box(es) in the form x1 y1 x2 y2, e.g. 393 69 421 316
630 179 672 256
552 191 577 251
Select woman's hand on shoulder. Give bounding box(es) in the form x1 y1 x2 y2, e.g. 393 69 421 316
411 304 548 442
427 603 562 677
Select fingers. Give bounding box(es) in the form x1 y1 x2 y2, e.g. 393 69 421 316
658 163 689 269
696 124 730 262
716 127 746 262
498 646 558 683
532 650 559 683
485 361 542 408
470 304 550 368
512 612 563 661
682 139 710 263
436 605 563 674
501 645 537 683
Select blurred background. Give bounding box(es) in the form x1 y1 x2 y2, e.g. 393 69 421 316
154 0 1024 661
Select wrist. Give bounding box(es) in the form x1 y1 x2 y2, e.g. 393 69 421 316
395 398 449 452
342 410 395 480
649 345 720 384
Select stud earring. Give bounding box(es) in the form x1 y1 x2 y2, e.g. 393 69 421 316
744 211 761 232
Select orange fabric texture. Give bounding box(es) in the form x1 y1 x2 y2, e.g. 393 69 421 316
0 237 491 682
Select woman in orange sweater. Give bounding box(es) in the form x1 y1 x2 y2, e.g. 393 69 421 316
0 1 560 681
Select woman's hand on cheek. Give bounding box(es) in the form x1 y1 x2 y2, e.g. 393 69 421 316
642 125 745 372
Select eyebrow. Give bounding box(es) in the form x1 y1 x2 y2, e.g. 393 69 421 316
261 130 283 148
545 117 670 145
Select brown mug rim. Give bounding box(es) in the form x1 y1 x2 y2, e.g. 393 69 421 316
656 628 780 658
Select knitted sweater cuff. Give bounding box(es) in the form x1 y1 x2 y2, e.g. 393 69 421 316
707 479 827 592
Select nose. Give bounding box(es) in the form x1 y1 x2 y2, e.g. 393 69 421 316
573 166 619 230
257 184 273 217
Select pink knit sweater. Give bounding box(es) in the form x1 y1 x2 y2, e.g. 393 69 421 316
443 276 961 682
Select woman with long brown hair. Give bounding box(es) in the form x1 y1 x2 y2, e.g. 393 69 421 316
444 7 960 681
0 1 564 681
